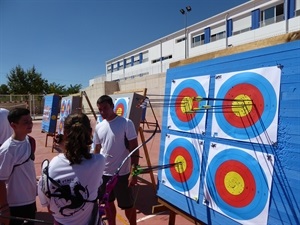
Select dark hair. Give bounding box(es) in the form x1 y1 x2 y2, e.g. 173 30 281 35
8 108 30 123
96 95 113 106
63 113 93 165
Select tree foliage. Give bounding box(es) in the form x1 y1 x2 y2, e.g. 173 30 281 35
7 65 48 94
0 84 9 94
5 65 82 95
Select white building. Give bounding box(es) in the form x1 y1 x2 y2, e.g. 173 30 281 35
88 0 299 86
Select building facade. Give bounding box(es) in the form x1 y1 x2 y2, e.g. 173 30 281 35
88 0 299 85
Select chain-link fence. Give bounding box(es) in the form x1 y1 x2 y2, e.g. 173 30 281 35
0 94 45 119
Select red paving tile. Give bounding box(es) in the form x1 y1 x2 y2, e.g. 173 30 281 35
31 115 197 225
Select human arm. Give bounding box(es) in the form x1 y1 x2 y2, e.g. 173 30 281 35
0 181 10 225
94 144 102 154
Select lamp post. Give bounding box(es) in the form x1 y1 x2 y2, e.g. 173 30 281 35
180 6 192 59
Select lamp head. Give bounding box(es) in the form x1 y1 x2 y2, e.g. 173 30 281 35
180 9 185 15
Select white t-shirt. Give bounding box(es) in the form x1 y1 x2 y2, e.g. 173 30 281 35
0 108 13 145
38 153 105 225
93 116 137 176
0 136 36 206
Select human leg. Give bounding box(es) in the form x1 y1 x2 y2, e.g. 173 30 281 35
106 201 117 225
9 202 36 225
98 175 117 225
114 174 137 225
125 207 137 225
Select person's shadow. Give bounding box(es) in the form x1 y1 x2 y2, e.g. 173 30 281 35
35 212 53 225
134 176 168 216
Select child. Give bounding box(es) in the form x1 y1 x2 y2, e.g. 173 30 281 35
38 113 105 225
0 108 36 225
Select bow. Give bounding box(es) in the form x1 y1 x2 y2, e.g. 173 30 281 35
98 97 159 224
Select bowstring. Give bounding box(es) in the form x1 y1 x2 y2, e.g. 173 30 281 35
98 96 159 224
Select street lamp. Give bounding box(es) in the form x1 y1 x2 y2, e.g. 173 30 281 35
180 6 192 59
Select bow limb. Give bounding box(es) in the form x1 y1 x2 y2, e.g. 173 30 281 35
114 117 159 176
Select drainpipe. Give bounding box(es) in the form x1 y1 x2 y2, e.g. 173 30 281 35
160 40 163 73
225 13 229 48
285 0 289 34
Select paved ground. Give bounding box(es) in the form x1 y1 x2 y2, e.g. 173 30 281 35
30 114 197 225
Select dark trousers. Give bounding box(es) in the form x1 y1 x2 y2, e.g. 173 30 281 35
9 202 36 225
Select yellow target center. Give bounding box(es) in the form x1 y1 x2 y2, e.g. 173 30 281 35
232 95 253 117
224 171 245 195
116 108 123 116
181 97 193 113
174 156 186 173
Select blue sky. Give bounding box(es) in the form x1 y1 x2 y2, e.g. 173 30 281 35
0 0 249 88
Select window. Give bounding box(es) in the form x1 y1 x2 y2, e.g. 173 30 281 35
119 61 124 70
260 3 284 27
107 65 111 73
192 34 204 47
176 37 186 43
211 31 226 42
142 51 149 63
125 58 132 68
233 16 251 35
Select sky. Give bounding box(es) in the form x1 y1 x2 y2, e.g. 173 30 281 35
0 0 250 88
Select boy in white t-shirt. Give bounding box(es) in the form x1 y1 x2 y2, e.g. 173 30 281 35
0 108 36 225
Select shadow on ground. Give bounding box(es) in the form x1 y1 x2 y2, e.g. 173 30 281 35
134 177 168 216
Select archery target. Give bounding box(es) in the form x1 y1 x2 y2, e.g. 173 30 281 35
167 75 210 134
212 66 281 144
203 143 274 225
114 97 129 118
161 134 203 200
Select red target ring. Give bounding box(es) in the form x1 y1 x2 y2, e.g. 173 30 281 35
223 84 264 128
169 147 193 182
175 88 198 122
115 104 125 117
215 160 256 207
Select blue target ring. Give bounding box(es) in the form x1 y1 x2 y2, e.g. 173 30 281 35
206 148 269 220
164 138 200 192
215 72 277 139
114 98 128 117
171 79 207 130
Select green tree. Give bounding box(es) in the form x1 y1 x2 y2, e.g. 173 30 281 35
65 84 82 95
0 84 9 94
7 65 48 94
47 82 66 95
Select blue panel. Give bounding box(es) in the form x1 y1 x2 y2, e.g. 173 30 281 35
41 94 60 133
139 52 143 64
227 19 233 37
204 27 210 44
131 56 134 66
123 59 126 69
158 40 300 225
287 0 296 19
251 9 260 29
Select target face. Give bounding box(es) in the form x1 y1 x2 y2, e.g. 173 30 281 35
212 66 281 144
161 134 203 200
114 97 129 118
167 75 210 134
203 143 274 225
